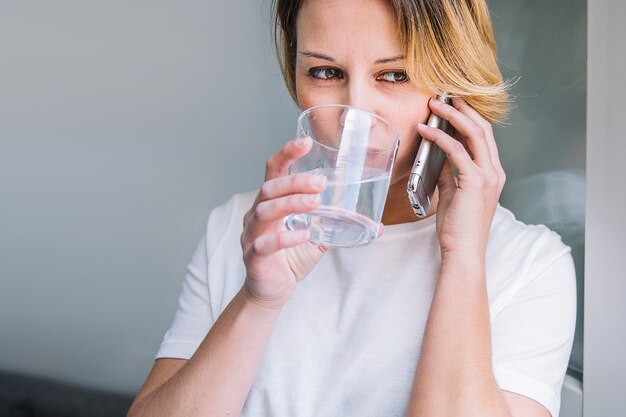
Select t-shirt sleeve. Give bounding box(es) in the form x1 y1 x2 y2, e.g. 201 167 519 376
491 241 577 417
155 196 237 360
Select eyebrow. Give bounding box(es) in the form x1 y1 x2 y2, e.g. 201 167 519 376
374 55 405 64
299 51 336 62
298 51 405 64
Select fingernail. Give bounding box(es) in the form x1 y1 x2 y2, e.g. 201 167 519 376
304 194 320 204
310 175 327 187
295 136 309 147
430 98 441 106
418 122 427 129
296 229 311 240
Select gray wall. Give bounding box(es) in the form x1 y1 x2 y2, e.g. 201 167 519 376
0 0 297 394
584 0 626 415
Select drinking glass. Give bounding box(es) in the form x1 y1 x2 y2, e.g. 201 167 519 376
284 104 400 247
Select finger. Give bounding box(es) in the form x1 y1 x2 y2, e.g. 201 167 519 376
451 97 506 189
450 97 503 171
244 172 326 233
417 122 476 175
246 193 321 238
257 172 327 204
265 137 312 181
377 223 385 238
245 229 311 259
428 98 492 166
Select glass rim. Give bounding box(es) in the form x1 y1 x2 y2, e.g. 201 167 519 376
297 104 401 153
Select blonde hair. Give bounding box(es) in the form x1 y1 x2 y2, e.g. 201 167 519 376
272 0 511 124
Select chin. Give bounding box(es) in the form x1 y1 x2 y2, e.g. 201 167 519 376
389 155 415 185
388 171 411 189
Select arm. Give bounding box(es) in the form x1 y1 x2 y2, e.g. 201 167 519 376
405 98 551 417
127 289 282 416
128 137 328 417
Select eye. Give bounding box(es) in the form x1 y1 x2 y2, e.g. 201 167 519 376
308 67 344 81
377 70 409 84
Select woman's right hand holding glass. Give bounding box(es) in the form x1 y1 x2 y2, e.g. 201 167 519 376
241 137 327 310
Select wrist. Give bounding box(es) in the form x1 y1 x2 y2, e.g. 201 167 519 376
241 282 292 313
440 248 486 276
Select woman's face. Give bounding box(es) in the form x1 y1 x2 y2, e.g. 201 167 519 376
295 0 434 184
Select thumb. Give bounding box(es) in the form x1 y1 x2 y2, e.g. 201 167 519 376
377 222 385 238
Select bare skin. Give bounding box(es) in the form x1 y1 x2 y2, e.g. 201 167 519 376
128 1 552 416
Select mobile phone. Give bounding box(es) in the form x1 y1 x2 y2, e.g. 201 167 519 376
406 94 455 217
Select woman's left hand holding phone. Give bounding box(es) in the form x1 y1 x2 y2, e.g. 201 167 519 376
417 97 506 259
241 136 328 310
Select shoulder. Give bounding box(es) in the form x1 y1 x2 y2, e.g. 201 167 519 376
486 204 576 314
207 190 257 226
205 190 257 252
488 207 577 417
489 204 572 271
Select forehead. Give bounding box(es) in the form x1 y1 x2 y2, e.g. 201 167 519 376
296 0 403 58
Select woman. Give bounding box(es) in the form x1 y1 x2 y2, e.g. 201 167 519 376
128 0 576 416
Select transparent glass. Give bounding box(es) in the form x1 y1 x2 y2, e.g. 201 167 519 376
284 105 400 247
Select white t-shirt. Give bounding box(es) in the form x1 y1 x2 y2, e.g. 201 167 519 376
157 191 576 417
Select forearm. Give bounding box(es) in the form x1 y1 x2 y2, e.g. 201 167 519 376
406 255 511 417
129 287 281 417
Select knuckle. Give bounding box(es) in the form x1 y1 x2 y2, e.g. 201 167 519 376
486 173 498 188
260 181 271 195
433 130 445 143
498 170 507 190
252 204 265 222
500 170 507 185
276 232 287 248
289 174 299 188
452 141 466 155
476 175 487 188
251 237 264 255
242 249 251 264
259 182 271 200
472 125 486 140
242 239 254 261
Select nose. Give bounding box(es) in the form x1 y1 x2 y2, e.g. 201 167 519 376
345 79 372 112
341 79 383 128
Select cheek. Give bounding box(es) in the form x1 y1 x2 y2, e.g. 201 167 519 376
295 71 333 111
296 86 341 112
377 91 430 143
297 95 317 112
387 106 428 148
384 101 432 178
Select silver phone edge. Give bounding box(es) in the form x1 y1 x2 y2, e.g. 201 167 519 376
406 94 452 218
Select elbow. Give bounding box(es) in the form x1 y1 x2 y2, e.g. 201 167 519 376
126 403 138 417
126 395 146 417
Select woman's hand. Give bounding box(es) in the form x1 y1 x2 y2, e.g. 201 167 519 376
241 137 328 310
417 97 506 259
